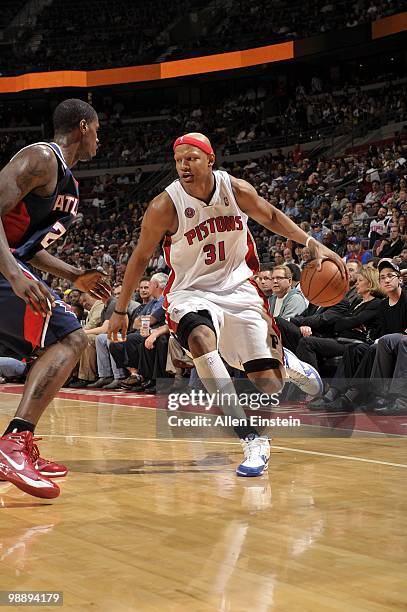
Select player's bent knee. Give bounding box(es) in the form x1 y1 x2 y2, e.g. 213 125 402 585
176 310 217 355
245 359 284 394
247 369 284 395
188 325 217 356
61 328 88 355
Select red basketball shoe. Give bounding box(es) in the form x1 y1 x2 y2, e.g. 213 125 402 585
31 439 68 478
0 431 60 499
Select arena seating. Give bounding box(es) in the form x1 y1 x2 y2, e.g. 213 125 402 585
0 0 405 73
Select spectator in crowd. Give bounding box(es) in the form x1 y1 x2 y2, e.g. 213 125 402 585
364 180 382 205
68 293 106 388
0 356 28 384
346 260 363 305
368 206 390 248
257 265 274 297
88 284 145 389
379 225 404 258
310 260 407 411
69 288 125 388
295 267 383 370
136 323 171 393
299 246 312 270
109 273 168 391
268 265 308 320
344 237 372 265
369 332 407 415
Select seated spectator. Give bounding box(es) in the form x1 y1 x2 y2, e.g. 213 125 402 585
346 260 363 305
344 237 372 265
310 260 407 411
68 293 106 387
299 246 312 270
352 202 369 228
379 225 405 258
398 248 407 270
88 282 148 389
69 286 134 388
368 206 390 248
268 265 308 320
285 263 302 288
273 251 284 265
369 333 407 415
135 324 170 393
296 267 383 370
364 180 382 205
283 247 295 264
257 265 274 297
0 356 27 384
109 273 168 390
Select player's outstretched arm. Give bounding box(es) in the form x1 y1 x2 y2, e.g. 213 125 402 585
231 176 348 279
0 146 59 315
29 249 86 283
29 250 111 301
108 192 176 342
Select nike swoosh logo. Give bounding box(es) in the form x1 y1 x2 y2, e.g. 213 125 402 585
0 449 25 470
18 473 52 488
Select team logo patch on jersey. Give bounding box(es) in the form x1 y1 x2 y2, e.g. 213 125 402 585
185 207 195 218
224 196 230 206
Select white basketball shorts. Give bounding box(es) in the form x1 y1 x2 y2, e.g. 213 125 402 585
165 280 283 371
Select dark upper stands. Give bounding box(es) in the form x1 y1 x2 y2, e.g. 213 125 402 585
0 0 405 73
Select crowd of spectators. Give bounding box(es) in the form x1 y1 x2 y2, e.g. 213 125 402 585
33 126 405 298
2 70 406 174
1 0 404 73
168 0 406 61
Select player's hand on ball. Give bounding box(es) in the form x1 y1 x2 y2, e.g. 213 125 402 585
108 312 128 342
307 237 348 281
74 269 111 301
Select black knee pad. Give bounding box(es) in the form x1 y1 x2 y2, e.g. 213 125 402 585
175 310 216 351
243 358 281 373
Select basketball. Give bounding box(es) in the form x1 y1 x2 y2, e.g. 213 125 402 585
300 259 348 307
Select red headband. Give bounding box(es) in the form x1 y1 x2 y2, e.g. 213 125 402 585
173 135 214 155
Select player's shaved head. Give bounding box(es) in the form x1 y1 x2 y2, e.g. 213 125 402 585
183 132 213 151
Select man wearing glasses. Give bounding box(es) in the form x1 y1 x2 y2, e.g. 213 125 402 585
268 265 308 321
369 261 407 414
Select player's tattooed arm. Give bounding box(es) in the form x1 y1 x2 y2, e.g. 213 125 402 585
0 145 58 216
0 146 58 314
29 249 82 282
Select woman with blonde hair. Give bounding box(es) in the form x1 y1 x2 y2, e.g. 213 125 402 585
295 266 384 378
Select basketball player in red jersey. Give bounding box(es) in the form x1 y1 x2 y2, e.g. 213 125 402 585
0 99 110 498
108 133 347 477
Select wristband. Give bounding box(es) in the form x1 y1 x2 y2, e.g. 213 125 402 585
114 309 127 315
306 236 314 247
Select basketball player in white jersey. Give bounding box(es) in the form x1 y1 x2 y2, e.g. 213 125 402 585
108 133 347 477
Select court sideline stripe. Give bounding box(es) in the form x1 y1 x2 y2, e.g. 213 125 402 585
1 392 405 467
38 433 407 469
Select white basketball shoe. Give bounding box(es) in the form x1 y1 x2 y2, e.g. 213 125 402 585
236 435 270 477
283 348 323 397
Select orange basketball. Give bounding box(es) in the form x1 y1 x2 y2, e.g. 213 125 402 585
300 259 348 307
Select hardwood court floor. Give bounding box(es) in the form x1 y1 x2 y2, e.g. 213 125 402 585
0 387 406 611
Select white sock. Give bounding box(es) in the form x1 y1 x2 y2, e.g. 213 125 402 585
193 350 248 421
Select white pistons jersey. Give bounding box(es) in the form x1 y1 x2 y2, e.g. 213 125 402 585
163 170 259 296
